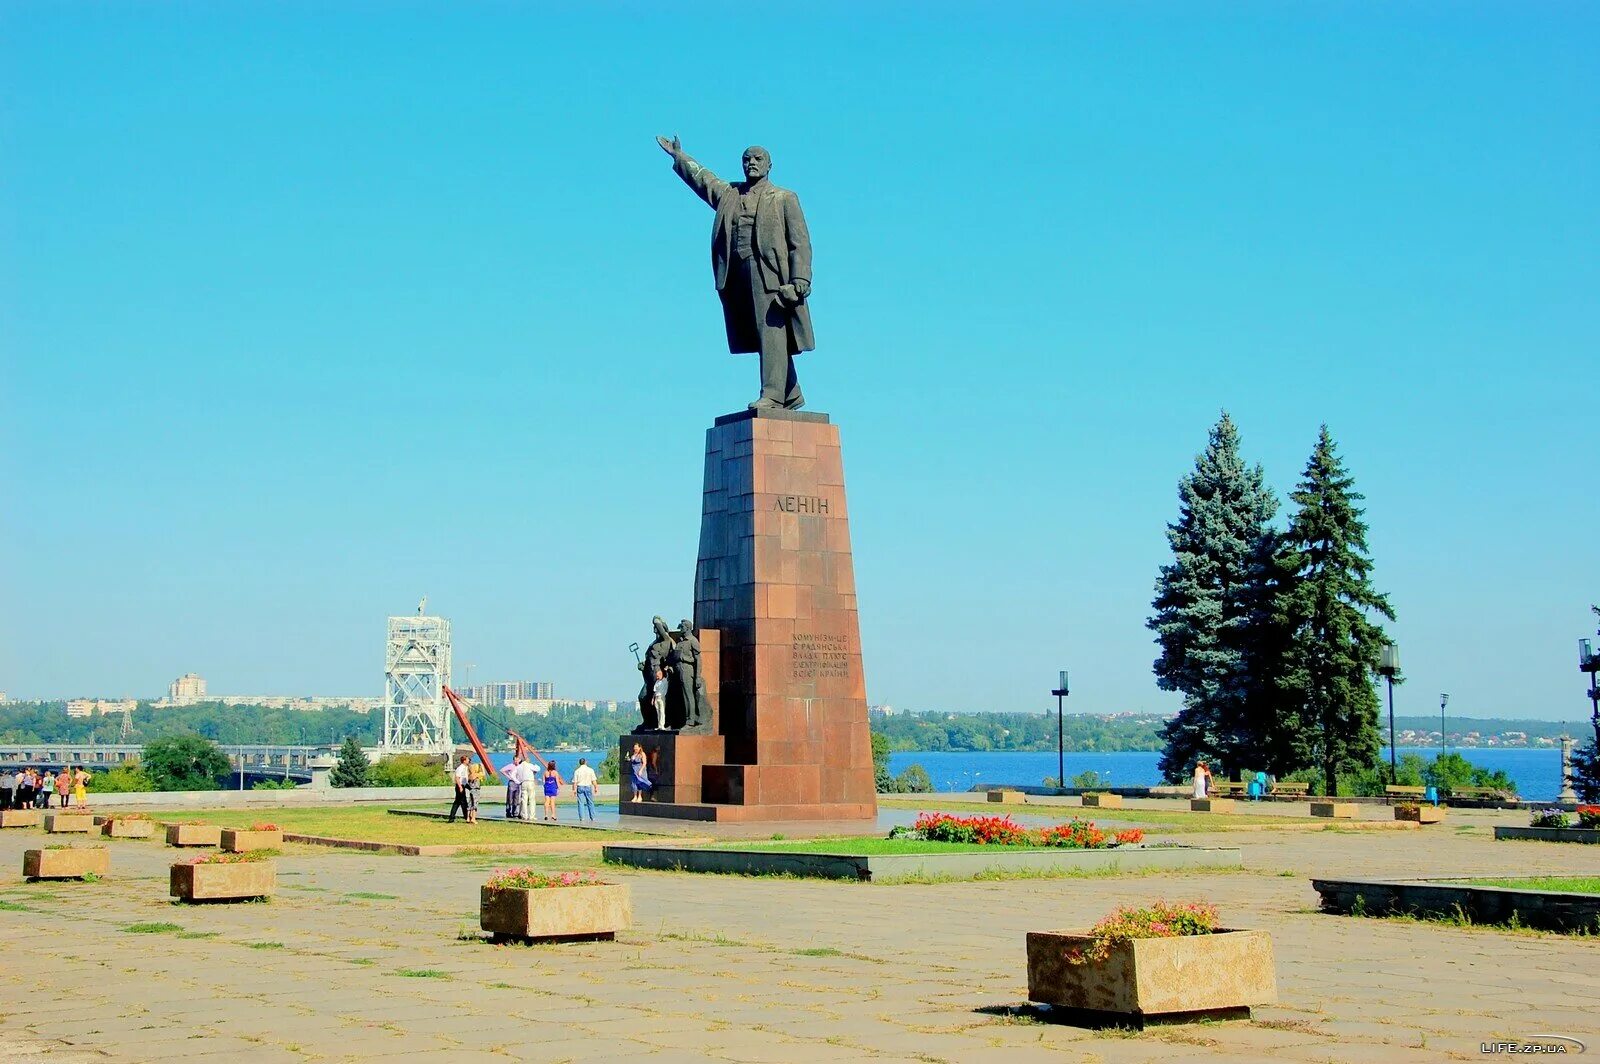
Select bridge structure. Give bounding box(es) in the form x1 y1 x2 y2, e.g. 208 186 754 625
0 744 328 783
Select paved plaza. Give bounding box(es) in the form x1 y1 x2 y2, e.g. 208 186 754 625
2 802 1597 1063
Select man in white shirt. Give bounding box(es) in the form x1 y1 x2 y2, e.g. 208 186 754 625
448 755 471 823
504 756 523 820
572 758 598 821
516 757 537 821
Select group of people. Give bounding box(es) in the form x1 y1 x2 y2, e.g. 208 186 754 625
446 754 600 824
3 767 89 810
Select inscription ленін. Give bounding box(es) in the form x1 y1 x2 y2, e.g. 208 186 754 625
773 494 829 515
792 632 850 679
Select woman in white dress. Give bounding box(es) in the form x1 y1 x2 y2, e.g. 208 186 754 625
1192 761 1208 800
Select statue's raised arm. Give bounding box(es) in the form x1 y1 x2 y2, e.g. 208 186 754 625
657 134 730 210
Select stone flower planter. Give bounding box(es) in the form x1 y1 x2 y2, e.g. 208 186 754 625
101 818 154 839
166 823 223 847
1310 802 1357 819
0 809 44 829
988 790 1027 804
1027 928 1276 1025
1394 805 1443 824
44 813 95 834
480 883 632 942
24 847 110 881
1081 793 1122 809
1191 798 1235 813
170 860 277 902
221 828 283 853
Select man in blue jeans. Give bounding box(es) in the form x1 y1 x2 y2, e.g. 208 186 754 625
572 758 598 821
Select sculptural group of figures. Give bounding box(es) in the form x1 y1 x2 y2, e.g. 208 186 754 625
635 616 711 734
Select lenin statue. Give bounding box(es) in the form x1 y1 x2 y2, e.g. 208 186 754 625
656 136 814 412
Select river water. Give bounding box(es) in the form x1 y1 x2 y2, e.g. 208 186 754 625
543 745 1571 802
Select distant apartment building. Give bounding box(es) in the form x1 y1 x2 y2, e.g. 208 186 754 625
65 699 137 718
168 673 207 700
464 681 555 705
154 693 382 712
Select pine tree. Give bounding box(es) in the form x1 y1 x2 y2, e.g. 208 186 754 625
1279 426 1394 796
1149 413 1282 781
330 736 371 788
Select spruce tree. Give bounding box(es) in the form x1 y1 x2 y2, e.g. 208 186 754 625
330 736 371 788
1279 426 1394 796
1149 413 1282 781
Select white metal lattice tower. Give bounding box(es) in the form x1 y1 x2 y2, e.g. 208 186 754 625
381 603 453 755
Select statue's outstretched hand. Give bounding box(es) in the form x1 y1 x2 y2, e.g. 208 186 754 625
655 135 681 157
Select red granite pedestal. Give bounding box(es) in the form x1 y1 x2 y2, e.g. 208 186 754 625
621 409 877 824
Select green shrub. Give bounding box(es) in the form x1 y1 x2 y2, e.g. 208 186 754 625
91 763 156 792
368 754 450 787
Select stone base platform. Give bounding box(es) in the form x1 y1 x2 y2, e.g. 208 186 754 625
619 800 875 823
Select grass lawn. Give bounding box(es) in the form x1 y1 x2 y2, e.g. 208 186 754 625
877 796 1312 832
1458 876 1600 895
159 806 646 847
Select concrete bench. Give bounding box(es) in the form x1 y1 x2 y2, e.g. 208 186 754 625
1269 782 1310 796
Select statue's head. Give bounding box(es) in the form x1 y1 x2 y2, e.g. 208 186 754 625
679 619 694 637
742 146 771 182
652 615 670 639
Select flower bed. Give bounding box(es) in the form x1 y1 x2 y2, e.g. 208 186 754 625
170 849 276 902
23 845 110 881
1028 901 1276 1025
165 822 223 847
1578 806 1600 829
480 868 630 942
221 826 283 853
892 813 1142 849
1530 808 1570 829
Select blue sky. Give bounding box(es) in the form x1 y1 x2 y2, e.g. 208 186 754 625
2 3 1595 723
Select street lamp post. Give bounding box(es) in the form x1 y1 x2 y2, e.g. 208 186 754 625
1439 693 1450 755
1051 670 1069 794
1377 644 1400 784
1580 637 1600 757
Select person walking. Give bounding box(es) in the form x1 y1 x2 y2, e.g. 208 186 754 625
541 761 564 822
572 758 597 822
466 760 484 824
39 770 55 809
1192 761 1208 800
55 768 72 808
504 755 524 820
448 755 471 823
1 771 13 810
629 742 654 803
15 769 33 810
72 768 88 807
516 756 537 821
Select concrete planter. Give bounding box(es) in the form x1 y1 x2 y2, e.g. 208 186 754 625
603 843 1242 882
988 790 1027 804
23 847 110 880
0 809 44 829
44 813 95 833
101 818 154 839
170 860 277 902
1314 877 1600 932
221 828 283 853
1310 802 1357 819
1493 826 1600 845
1191 799 1235 813
480 883 631 942
166 823 223 847
1027 928 1276 1025
1394 806 1444 824
1081 794 1122 809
